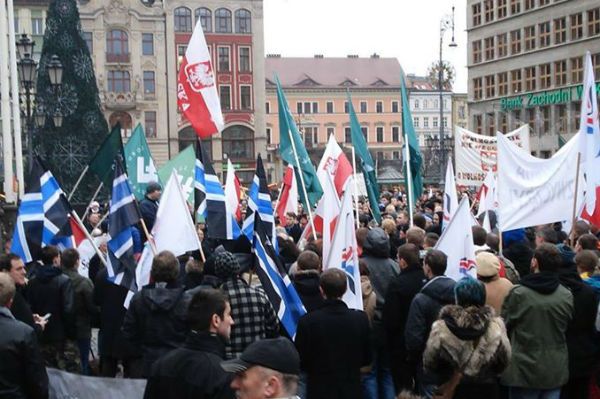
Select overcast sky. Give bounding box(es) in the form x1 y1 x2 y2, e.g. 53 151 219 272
263 0 468 93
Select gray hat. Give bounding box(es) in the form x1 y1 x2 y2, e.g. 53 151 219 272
146 181 162 194
221 337 300 375
214 251 241 279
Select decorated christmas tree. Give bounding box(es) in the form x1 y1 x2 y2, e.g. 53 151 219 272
34 0 107 204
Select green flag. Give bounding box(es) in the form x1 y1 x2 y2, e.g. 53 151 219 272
557 132 566 149
400 71 423 210
158 145 195 203
125 123 158 201
348 91 381 224
275 75 323 209
89 123 126 186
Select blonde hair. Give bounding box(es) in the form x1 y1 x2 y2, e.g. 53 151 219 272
381 219 397 236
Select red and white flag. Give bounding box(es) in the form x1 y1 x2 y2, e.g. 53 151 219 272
276 165 298 222
477 171 497 217
177 20 224 138
224 159 242 221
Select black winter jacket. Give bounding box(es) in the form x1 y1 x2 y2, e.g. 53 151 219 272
292 270 324 313
139 196 159 231
144 331 235 399
64 269 98 340
0 307 48 399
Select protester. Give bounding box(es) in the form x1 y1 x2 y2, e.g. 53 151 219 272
501 243 574 398
140 181 162 231
576 233 600 254
382 219 402 259
26 246 79 372
285 212 302 243
88 234 108 283
122 250 188 376
502 229 534 278
575 250 600 294
360 260 377 323
535 226 559 247
144 289 236 399
383 244 427 393
291 250 323 312
221 337 301 399
0 273 48 399
215 251 279 359
475 252 513 315
423 233 439 250
405 249 456 397
423 277 511 399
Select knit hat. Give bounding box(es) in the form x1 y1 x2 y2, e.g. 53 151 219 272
476 252 500 277
214 251 241 279
454 277 486 307
146 181 162 194
556 243 576 268
502 229 526 247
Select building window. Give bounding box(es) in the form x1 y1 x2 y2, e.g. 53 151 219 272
541 106 550 132
361 127 368 142
235 9 251 33
539 22 550 47
498 0 507 18
413 117 419 127
525 66 536 91
524 0 534 10
510 29 521 54
174 7 193 32
215 8 232 33
511 0 521 14
360 101 368 113
511 69 522 93
265 102 270 114
554 17 566 44
392 126 399 142
434 99 439 109
392 101 399 113
218 47 230 71
240 86 252 110
196 8 212 32
106 29 128 57
423 117 429 128
393 151 400 160
141 33 153 56
303 127 318 147
266 128 272 145
303 102 311 114
344 101 349 113
572 101 581 131
571 13 583 40
589 8 600 36
474 114 483 134
487 113 496 136
498 72 508 96
32 17 43 35
557 104 567 133
376 127 384 143
473 3 482 26
222 125 254 160
500 113 507 133
433 117 439 128
443 117 448 128
145 111 156 138
82 31 93 54
345 127 352 143
484 0 494 22
555 60 567 86
539 63 551 89
474 77 483 100
539 0 549 5
326 127 335 139
220 85 231 110
312 102 318 113
327 101 334 113
376 101 383 113
497 33 508 57
484 36 495 60
296 102 303 114
593 53 600 78
414 99 419 109
107 70 130 92
473 40 482 63
143 71 155 94
239 47 251 72
485 75 495 98
524 25 536 50
571 56 583 83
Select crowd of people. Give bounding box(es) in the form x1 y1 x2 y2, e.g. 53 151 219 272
2 182 600 399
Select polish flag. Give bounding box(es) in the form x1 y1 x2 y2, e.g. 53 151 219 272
276 165 298 223
224 159 242 222
177 20 224 138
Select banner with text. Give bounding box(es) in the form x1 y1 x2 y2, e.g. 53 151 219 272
454 125 530 186
497 131 583 231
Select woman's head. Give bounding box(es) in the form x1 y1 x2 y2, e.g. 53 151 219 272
454 277 486 307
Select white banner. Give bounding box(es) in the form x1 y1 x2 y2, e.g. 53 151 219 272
497 131 584 231
454 125 530 186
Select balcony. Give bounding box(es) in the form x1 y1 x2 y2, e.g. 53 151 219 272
106 53 130 63
102 91 137 110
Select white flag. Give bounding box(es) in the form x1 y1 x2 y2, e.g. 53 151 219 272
442 158 458 231
435 198 477 281
477 171 497 217
224 159 241 221
326 188 363 310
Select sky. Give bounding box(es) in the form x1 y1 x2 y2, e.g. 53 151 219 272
263 0 468 93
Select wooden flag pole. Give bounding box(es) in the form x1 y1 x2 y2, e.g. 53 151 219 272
68 165 89 201
139 218 157 256
351 146 360 230
404 131 414 228
71 210 108 268
569 152 582 247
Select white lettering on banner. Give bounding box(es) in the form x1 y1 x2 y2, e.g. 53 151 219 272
136 157 158 183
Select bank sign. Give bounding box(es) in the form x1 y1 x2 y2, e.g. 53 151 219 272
500 81 600 110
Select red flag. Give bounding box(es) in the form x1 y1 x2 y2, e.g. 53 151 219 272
276 166 299 223
177 20 224 138
69 215 87 247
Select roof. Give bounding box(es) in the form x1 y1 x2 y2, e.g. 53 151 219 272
377 166 404 183
265 56 402 89
406 74 437 90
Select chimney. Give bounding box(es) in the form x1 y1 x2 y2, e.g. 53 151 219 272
266 54 281 58
314 54 323 58
347 54 359 58
370 53 379 58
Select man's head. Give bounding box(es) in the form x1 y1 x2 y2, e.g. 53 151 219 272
296 250 320 272
150 250 180 283
406 227 426 248
424 232 439 249
574 220 591 242
531 243 562 273
0 254 26 286
486 233 500 253
222 337 300 399
319 268 347 300
535 226 558 247
61 248 80 270
187 289 234 340
41 246 60 267
214 251 241 280
285 212 297 228
397 244 420 270
396 211 409 227
413 213 427 230
423 249 447 279
575 250 599 276
472 226 487 246
146 181 162 200
87 212 100 228
576 233 599 252
476 251 500 280
0 273 15 308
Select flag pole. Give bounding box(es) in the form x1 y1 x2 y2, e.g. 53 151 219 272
81 182 104 221
351 146 360 230
68 165 89 201
139 218 157 255
71 210 108 268
273 178 284 220
404 131 414 227
286 130 318 240
569 152 582 246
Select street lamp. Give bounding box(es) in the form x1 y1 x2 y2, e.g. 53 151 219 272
438 6 457 184
47 55 64 87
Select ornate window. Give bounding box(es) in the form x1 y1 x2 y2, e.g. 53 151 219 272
107 70 130 92
235 9 251 33
222 125 254 160
215 8 232 33
195 8 212 32
174 7 192 32
145 111 156 138
106 29 128 62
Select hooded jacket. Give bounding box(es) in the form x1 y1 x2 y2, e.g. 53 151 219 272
500 271 573 389
292 270 324 313
122 282 188 376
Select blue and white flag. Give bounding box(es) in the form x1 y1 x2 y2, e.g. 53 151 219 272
107 159 141 285
194 139 241 240
253 220 306 339
40 167 73 249
242 154 275 244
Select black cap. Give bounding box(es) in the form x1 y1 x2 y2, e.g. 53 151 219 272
146 181 162 194
221 337 300 375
